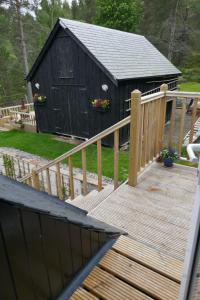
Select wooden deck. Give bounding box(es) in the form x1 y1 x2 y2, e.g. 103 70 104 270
89 162 197 260
70 162 197 300
70 235 182 300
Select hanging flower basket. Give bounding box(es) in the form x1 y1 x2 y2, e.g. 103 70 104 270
91 99 110 112
33 93 47 105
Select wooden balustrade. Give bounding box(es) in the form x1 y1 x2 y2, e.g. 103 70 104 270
18 86 200 199
82 148 88 195
0 103 34 117
9 110 36 126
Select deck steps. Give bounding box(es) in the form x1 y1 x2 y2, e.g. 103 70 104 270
70 287 99 299
113 235 182 283
70 235 181 300
184 116 200 145
67 185 114 212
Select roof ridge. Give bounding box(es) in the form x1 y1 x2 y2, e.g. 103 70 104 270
59 18 142 38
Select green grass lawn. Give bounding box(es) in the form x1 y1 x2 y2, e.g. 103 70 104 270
179 82 200 92
0 130 129 181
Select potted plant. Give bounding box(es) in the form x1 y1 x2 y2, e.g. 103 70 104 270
160 148 178 167
91 99 110 112
33 93 47 104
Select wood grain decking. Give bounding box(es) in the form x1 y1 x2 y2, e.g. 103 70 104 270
89 163 197 260
70 163 197 300
70 235 182 300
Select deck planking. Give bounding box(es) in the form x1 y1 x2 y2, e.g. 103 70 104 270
89 163 197 260
70 235 181 300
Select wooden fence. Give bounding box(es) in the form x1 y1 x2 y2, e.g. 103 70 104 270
19 85 200 199
0 103 34 117
9 110 36 126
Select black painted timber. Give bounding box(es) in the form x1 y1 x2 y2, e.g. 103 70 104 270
28 22 179 146
0 175 121 300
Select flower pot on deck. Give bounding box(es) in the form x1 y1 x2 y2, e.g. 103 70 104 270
163 158 173 167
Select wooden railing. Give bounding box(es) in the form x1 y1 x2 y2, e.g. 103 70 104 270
9 110 36 126
20 114 131 199
0 152 33 180
125 79 179 112
19 85 200 199
166 91 200 155
0 103 34 117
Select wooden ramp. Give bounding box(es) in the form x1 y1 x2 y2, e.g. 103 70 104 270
70 235 182 300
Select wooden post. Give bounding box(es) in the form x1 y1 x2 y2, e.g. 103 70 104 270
68 156 75 200
178 99 187 155
82 148 88 195
46 168 52 195
114 129 119 190
189 98 198 144
56 163 63 200
159 84 168 150
97 139 102 191
32 169 40 190
168 97 176 148
128 89 141 187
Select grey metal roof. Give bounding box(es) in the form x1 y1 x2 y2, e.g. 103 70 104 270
60 18 181 81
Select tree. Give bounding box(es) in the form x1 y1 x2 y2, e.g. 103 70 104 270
71 0 79 19
78 0 97 23
95 0 143 32
15 0 33 101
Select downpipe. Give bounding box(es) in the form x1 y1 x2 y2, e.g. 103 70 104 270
179 144 200 300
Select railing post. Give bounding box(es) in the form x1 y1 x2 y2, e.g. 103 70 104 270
32 169 40 190
159 84 168 150
128 90 141 187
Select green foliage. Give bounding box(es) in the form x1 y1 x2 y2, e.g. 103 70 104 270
3 154 15 178
0 0 200 107
179 82 200 92
160 148 178 161
0 130 129 180
95 0 143 32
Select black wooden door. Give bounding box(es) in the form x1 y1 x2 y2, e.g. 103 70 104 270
51 86 89 137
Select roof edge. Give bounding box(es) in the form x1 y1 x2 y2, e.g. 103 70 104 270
27 18 118 86
117 73 182 82
59 18 118 86
27 20 61 81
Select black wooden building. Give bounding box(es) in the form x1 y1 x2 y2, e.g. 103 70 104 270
0 175 121 300
27 18 181 145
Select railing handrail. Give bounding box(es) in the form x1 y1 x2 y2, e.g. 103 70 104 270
166 91 200 98
18 86 200 202
20 90 167 183
0 103 33 111
19 115 131 182
125 78 179 104
9 110 34 117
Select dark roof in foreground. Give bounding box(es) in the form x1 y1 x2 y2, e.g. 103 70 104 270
60 18 181 80
0 175 122 236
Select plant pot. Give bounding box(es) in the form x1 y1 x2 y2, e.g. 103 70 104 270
163 158 173 167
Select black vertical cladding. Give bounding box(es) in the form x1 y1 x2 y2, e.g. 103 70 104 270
31 25 178 146
0 176 121 300
21 211 52 300
0 224 17 300
31 27 118 145
0 200 119 300
0 202 36 300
